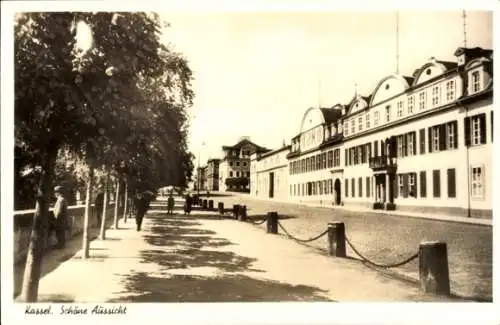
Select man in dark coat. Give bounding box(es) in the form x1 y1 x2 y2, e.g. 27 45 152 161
184 193 192 215
167 192 175 215
95 190 104 228
134 192 152 231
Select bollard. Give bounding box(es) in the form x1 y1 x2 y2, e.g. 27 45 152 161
239 205 247 222
218 202 224 218
193 195 198 205
266 211 278 234
202 199 208 210
208 199 214 210
327 222 346 257
419 241 450 296
232 204 240 220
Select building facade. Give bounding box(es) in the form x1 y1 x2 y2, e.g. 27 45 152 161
219 137 270 192
256 46 493 218
206 158 220 191
195 165 207 191
250 145 291 201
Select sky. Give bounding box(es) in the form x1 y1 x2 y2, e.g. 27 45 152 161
159 11 492 166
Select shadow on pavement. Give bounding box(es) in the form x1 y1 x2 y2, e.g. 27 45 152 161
109 273 333 302
37 293 76 303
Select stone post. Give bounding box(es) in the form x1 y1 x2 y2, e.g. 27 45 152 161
266 211 278 234
208 199 214 210
239 205 247 222
419 241 450 296
327 222 346 257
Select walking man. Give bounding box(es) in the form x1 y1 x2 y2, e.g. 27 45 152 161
53 185 68 249
95 189 104 228
134 192 152 231
184 193 192 215
167 192 175 215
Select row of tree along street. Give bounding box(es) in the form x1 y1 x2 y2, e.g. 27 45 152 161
15 12 195 302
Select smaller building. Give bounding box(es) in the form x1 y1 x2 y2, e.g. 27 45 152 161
250 144 291 201
206 158 221 191
219 137 270 192
195 165 207 191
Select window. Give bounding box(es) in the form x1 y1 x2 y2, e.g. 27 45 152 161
358 116 363 131
351 120 355 134
471 70 481 93
247 171 250 177
358 177 362 197
344 121 349 136
398 175 404 198
334 149 340 167
328 179 333 195
229 161 233 167
366 113 370 128
431 126 440 152
385 105 391 122
351 178 355 198
447 168 456 198
344 149 348 166
465 114 486 147
408 173 416 197
366 177 370 197
419 91 427 110
431 86 440 106
327 151 333 168
408 96 414 114
236 171 240 177
397 100 404 117
229 171 233 177
397 135 404 157
432 169 441 198
446 121 457 149
408 132 415 156
322 153 327 169
472 115 483 146
420 171 427 197
471 166 484 198
236 161 240 167
319 181 323 195
446 80 455 102
374 111 380 126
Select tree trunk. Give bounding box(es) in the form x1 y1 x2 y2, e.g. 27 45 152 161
19 144 59 302
113 179 121 229
82 166 94 259
122 181 128 224
99 173 109 240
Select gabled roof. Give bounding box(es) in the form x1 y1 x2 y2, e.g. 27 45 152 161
319 107 342 124
222 139 270 153
436 60 458 71
454 47 493 59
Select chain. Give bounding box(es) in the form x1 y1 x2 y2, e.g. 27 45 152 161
277 221 329 243
249 218 267 225
345 235 419 268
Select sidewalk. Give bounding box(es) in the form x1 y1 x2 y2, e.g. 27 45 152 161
24 207 466 302
227 192 492 227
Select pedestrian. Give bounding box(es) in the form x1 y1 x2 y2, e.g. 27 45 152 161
184 193 192 215
134 191 152 231
95 188 104 228
52 185 68 249
167 191 175 215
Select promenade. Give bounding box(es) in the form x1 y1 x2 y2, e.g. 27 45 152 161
14 198 468 302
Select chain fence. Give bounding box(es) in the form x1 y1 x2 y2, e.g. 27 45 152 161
277 220 329 243
345 234 419 269
248 218 267 225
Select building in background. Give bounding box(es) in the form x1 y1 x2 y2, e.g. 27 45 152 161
206 158 220 191
195 165 207 192
219 137 270 192
285 46 493 218
250 144 291 201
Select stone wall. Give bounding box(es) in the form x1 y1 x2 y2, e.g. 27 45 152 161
14 203 118 265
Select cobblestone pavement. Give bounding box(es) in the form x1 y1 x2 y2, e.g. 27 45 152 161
202 193 492 301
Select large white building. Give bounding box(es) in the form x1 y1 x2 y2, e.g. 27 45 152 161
250 46 493 218
250 145 291 201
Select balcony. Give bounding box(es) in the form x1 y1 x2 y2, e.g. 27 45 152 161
369 156 397 171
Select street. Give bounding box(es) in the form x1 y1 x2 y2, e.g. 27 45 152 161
205 193 492 301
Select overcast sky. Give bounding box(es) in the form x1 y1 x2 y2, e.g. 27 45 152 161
160 10 492 165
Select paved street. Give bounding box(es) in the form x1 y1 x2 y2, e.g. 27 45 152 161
203 192 492 301
16 198 466 302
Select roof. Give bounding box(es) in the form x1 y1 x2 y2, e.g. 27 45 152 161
222 138 270 153
403 76 415 86
436 60 458 71
257 145 291 160
454 47 493 58
319 107 342 124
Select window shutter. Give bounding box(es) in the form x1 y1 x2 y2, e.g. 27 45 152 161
403 174 409 198
345 149 348 166
453 121 458 149
374 140 378 156
358 177 362 197
447 168 456 198
351 178 355 197
480 113 486 144
491 111 494 143
367 143 372 160
433 170 440 198
464 117 471 146
428 128 433 153
394 175 399 198
404 134 408 156
345 181 348 197
419 129 426 154
439 124 446 151
420 171 426 197
366 177 370 197
412 132 417 155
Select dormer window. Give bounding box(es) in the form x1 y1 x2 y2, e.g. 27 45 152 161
325 127 330 139
331 124 337 136
343 121 348 136
385 105 391 122
470 69 481 94
446 80 456 102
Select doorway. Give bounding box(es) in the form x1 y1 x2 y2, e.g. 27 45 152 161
269 172 274 198
334 179 341 205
